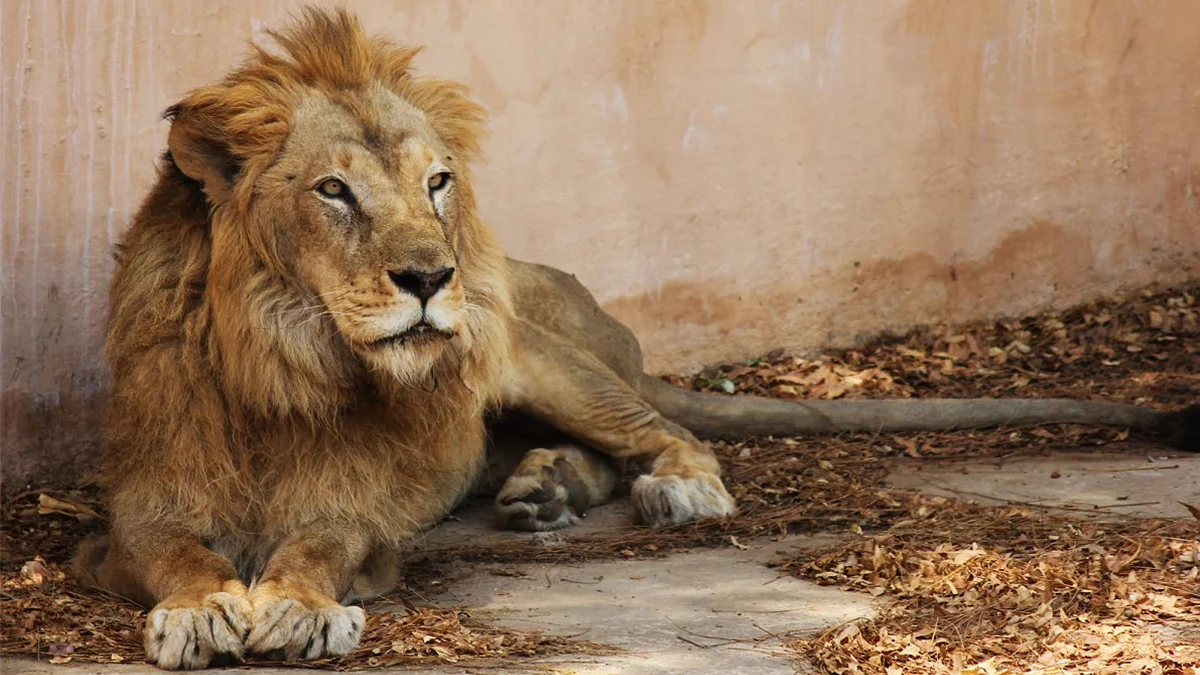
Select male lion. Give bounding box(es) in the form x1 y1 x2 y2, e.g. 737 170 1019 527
79 8 1196 670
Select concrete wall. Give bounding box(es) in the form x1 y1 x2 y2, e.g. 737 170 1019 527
3 0 1199 490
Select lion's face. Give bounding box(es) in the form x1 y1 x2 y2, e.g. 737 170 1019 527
157 14 509 412
250 87 468 378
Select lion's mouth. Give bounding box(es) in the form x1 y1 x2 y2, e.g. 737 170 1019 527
370 322 455 348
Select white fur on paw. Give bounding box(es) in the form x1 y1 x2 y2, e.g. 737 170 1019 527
632 473 737 527
495 474 578 532
144 592 251 670
246 597 364 661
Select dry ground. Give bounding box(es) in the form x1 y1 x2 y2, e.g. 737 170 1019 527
3 282 1198 674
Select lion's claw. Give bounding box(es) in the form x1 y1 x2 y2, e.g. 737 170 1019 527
246 595 364 661
144 591 251 670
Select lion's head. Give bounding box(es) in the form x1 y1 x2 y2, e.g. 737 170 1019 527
146 8 511 416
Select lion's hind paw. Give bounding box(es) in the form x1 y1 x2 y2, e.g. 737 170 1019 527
494 468 581 531
495 447 608 532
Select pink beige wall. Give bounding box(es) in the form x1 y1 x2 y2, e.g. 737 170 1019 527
3 1 1199 489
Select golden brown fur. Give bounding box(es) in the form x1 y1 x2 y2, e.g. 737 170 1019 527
101 8 511 545
118 44 506 522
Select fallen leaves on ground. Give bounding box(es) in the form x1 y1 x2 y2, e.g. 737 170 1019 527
670 283 1199 410
35 494 100 523
1 558 145 663
0 556 608 668
778 497 1200 675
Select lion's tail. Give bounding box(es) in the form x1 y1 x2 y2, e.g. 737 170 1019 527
637 377 1199 452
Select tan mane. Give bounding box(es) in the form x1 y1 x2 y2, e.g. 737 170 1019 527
108 8 510 422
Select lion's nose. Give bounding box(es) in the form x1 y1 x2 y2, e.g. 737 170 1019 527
388 266 455 302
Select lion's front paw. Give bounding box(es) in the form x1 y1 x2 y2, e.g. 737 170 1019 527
632 471 736 527
145 590 251 670
246 589 364 661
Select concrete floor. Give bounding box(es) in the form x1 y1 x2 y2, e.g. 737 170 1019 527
886 443 1199 519
5 444 1196 675
419 535 871 674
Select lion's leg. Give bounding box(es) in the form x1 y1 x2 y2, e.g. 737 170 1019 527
245 524 373 661
494 445 620 531
503 323 736 527
83 527 252 670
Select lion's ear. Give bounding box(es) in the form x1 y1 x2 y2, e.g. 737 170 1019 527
165 103 239 203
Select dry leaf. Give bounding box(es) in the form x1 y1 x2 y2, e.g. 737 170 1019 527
19 558 52 585
37 494 99 522
951 547 985 566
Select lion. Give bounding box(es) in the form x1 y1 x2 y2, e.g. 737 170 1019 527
77 7 1197 670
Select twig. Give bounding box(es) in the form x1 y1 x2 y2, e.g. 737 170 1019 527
666 616 760 646
677 635 729 649
915 480 1155 516
1083 464 1180 472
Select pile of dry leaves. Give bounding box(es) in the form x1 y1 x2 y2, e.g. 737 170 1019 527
670 283 1199 408
780 496 1199 675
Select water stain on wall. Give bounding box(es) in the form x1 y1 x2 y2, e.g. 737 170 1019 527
603 220 1197 370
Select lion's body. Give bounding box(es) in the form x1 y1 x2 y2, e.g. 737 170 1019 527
99 167 493 591
84 10 736 669
80 7 1196 671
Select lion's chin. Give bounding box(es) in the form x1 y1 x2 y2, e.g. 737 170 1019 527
357 330 454 386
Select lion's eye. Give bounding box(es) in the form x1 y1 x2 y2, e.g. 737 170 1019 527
427 172 451 193
316 178 349 199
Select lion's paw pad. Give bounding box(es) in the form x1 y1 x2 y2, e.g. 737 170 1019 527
247 598 364 661
145 591 251 670
632 472 736 527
